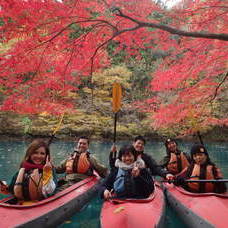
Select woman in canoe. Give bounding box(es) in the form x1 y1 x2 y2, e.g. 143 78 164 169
176 144 227 193
0 139 57 203
160 138 191 175
101 145 154 200
110 135 174 180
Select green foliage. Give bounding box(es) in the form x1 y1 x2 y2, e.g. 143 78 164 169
21 116 32 134
69 24 91 40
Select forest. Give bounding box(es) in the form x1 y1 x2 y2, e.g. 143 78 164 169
0 0 227 141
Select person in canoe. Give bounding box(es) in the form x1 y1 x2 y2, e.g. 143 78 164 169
101 145 154 199
0 138 57 203
55 136 108 186
175 144 227 193
159 138 191 175
109 135 174 181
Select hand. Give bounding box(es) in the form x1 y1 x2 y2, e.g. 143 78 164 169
0 181 8 194
103 189 113 200
166 174 175 183
132 167 140 177
174 176 186 186
43 156 52 171
111 144 117 153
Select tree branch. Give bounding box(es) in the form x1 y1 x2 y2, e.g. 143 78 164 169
210 72 228 102
114 9 228 41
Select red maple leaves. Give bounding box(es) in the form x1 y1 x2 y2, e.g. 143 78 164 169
0 0 227 135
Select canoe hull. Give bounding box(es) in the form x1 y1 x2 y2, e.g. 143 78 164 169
0 176 101 228
163 182 228 228
100 183 165 228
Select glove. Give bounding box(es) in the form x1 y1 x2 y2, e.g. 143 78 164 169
174 176 185 186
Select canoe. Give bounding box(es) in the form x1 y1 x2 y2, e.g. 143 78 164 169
100 182 165 228
0 175 101 228
163 182 228 228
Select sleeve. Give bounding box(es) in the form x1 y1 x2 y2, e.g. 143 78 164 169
213 166 227 193
55 159 67 174
90 155 108 178
99 169 116 199
109 151 117 169
134 169 154 198
142 154 168 178
8 171 19 194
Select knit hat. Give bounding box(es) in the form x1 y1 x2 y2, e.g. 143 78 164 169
190 144 208 159
165 138 177 148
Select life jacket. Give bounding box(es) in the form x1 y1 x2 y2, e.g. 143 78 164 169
65 152 91 175
167 152 190 175
187 164 216 193
16 169 44 201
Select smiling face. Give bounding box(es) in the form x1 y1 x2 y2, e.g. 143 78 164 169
76 138 89 153
193 153 207 165
121 152 135 165
167 141 177 153
133 140 145 153
30 146 47 165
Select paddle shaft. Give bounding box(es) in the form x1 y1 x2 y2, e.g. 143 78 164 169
162 179 228 183
113 113 117 143
185 179 228 183
197 131 204 145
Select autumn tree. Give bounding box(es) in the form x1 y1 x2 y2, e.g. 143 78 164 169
0 0 227 136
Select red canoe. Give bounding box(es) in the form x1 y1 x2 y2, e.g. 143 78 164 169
100 183 165 228
163 182 228 228
0 175 101 228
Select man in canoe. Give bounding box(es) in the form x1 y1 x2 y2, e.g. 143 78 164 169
55 136 108 185
175 144 227 193
0 139 58 203
159 138 191 175
109 135 174 181
101 145 154 199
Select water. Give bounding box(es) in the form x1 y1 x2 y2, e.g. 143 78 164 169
0 139 228 227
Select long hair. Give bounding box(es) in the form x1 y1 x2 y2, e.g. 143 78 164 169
20 139 50 167
164 138 180 156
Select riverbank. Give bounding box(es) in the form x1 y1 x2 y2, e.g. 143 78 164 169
0 112 227 142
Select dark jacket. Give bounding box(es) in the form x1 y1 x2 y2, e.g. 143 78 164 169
100 167 154 199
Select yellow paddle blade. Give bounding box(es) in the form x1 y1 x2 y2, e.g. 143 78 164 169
112 83 122 113
114 206 125 214
20 200 38 206
52 112 65 136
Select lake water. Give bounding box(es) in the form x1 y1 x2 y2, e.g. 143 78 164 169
0 139 228 227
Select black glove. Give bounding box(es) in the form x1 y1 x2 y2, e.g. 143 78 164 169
174 176 185 186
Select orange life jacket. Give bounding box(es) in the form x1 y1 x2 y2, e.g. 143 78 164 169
65 152 91 174
15 167 53 202
28 169 43 200
187 164 217 193
167 152 190 175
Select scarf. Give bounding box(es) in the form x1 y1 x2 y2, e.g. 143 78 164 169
115 157 145 170
21 161 44 171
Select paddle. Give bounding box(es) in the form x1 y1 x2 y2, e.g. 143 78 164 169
48 112 65 146
197 131 204 145
112 82 122 158
162 179 228 183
